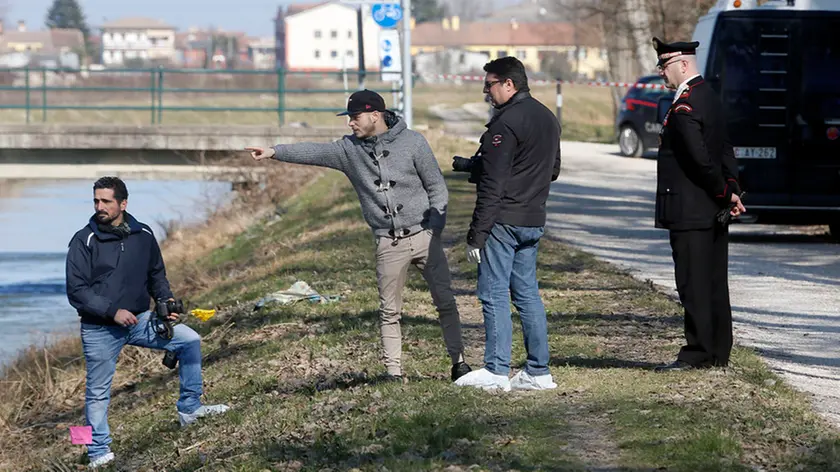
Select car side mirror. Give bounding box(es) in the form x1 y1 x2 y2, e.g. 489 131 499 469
656 97 671 124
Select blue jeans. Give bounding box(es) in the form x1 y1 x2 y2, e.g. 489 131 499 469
81 311 203 459
477 223 550 376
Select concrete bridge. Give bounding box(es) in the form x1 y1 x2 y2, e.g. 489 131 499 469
0 124 347 181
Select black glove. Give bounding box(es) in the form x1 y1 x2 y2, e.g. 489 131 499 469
716 191 746 226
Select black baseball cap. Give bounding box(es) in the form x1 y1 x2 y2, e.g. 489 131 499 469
337 89 387 116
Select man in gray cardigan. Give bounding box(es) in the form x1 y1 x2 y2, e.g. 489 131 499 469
246 90 472 382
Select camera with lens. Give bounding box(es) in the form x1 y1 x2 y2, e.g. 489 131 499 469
452 155 483 184
153 298 184 369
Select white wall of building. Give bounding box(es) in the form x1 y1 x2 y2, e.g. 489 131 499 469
101 27 175 65
285 3 383 71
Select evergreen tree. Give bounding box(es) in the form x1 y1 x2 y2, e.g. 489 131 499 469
45 0 94 61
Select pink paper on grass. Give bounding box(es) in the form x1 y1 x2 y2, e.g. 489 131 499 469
69 426 92 445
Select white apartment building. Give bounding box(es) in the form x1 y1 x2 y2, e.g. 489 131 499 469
283 2 382 71
100 17 176 66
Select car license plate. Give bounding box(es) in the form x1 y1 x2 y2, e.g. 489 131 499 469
734 147 776 159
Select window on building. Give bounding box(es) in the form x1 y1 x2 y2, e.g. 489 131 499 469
347 30 353 39
600 49 608 61
330 50 338 58
103 33 112 43
126 32 137 43
113 33 123 43
497 50 507 58
314 49 321 58
478 50 490 58
330 30 338 39
516 49 527 59
578 47 587 59
346 50 354 57
314 30 322 39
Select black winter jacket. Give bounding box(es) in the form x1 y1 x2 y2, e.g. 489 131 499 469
467 91 562 248
65 213 173 325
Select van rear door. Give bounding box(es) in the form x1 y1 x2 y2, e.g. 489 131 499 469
790 15 840 203
707 13 793 205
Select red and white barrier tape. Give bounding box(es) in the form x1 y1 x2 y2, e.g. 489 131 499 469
433 74 668 90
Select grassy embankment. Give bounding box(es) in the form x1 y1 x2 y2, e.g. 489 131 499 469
2 131 840 471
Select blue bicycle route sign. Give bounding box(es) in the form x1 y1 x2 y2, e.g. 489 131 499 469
371 3 402 28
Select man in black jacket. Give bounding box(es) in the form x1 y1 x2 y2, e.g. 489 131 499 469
652 38 746 372
66 177 229 468
454 56 562 392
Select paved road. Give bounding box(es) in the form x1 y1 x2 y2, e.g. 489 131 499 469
547 141 840 425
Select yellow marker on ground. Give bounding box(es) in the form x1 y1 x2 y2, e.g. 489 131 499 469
190 308 216 322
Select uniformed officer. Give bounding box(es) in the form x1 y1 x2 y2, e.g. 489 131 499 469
652 37 746 372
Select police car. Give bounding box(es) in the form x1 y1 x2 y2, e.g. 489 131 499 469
615 75 674 157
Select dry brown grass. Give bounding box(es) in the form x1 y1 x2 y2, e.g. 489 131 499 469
2 130 840 471
0 337 165 468
0 149 325 469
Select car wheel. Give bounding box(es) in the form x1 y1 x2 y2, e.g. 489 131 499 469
618 125 643 157
830 222 840 243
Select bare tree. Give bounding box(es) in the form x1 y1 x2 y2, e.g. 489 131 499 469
0 1 11 30
550 0 718 83
440 0 495 21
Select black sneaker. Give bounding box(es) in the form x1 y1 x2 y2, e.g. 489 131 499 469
451 361 472 381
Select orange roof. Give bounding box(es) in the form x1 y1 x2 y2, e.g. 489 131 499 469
412 20 602 48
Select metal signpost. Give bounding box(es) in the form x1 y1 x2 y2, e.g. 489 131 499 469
339 0 413 129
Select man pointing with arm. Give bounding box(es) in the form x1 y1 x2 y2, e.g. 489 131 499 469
246 90 471 382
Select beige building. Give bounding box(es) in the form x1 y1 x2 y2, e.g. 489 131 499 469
0 21 85 55
411 15 608 79
100 17 176 66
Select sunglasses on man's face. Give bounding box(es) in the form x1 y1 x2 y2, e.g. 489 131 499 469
484 80 502 91
657 59 683 71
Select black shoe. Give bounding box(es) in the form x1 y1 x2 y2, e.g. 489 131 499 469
451 361 472 381
383 373 404 383
654 360 696 372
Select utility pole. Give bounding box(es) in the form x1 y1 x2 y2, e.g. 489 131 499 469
401 0 412 129
357 6 367 89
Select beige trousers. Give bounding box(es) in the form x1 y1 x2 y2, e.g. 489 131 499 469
375 229 464 376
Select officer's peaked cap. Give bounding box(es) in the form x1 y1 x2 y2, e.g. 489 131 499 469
652 37 699 67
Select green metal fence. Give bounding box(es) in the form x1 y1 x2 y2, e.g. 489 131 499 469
0 67 401 125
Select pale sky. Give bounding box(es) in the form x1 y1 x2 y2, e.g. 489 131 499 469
8 0 295 37
8 0 524 38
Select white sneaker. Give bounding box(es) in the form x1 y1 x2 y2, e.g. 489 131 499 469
178 403 231 427
510 370 558 390
88 452 115 469
454 368 511 392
